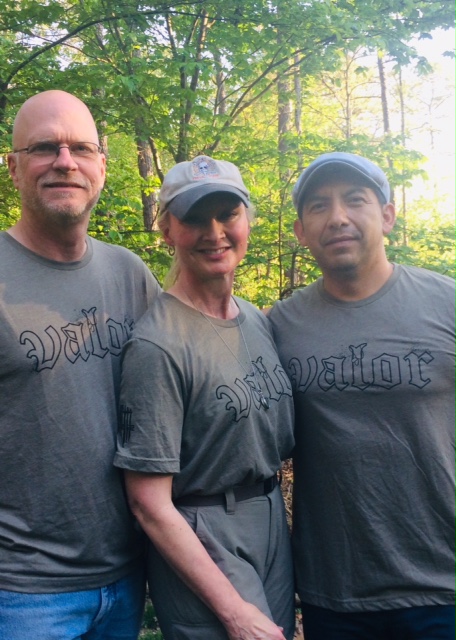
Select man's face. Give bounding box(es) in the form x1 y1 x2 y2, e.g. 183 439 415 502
8 95 106 228
294 179 395 278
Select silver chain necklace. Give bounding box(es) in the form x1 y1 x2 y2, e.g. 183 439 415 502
183 291 270 410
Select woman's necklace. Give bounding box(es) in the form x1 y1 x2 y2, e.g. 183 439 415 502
183 291 270 410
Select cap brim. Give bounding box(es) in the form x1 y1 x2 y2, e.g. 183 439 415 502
294 158 389 213
168 184 249 220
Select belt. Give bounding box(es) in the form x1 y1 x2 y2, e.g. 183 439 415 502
174 474 279 507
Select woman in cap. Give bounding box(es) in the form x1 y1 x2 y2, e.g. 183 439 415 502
114 156 295 640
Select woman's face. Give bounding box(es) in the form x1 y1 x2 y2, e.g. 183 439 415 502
163 193 250 284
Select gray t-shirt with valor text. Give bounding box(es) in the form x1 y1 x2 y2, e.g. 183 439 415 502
115 293 295 498
269 264 455 612
0 232 160 593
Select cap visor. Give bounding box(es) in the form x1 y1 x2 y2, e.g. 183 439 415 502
168 184 249 220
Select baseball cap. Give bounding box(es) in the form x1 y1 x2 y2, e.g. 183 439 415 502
159 155 250 220
292 152 391 215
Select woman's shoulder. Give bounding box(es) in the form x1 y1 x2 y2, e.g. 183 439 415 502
233 296 274 339
132 292 187 339
233 295 267 320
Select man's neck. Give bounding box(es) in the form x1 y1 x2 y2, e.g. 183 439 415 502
7 220 88 262
322 261 394 302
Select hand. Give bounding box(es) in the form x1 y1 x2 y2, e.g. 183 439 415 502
225 601 287 640
124 475 288 640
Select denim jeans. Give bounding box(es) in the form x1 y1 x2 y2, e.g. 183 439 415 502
301 602 456 640
0 567 146 640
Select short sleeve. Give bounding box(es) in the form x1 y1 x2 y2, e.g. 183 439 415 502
114 337 184 474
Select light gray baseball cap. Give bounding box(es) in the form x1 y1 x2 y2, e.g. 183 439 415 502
292 152 391 215
159 155 250 220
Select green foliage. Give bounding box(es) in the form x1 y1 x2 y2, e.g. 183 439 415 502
0 161 20 227
388 201 456 278
140 600 163 640
0 0 453 303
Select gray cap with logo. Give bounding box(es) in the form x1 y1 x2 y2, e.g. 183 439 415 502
292 152 391 215
159 155 250 220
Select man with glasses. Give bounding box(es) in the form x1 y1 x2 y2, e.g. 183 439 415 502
0 90 161 639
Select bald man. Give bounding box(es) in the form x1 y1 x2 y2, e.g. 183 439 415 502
0 91 161 639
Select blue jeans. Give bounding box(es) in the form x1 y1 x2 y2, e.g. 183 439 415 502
0 567 146 640
301 602 455 640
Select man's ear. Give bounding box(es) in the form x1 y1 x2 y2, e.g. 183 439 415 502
7 153 20 189
382 203 396 236
294 217 307 247
100 153 106 186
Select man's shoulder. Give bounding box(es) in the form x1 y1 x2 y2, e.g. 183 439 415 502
269 281 319 321
89 237 161 293
397 264 455 291
89 236 140 261
0 230 19 253
89 236 153 271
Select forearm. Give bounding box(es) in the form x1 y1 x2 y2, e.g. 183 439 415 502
125 472 286 640
134 499 245 627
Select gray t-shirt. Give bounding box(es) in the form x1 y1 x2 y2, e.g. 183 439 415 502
0 232 160 593
269 264 455 612
114 293 294 498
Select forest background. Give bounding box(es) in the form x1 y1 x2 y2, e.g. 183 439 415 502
0 0 454 304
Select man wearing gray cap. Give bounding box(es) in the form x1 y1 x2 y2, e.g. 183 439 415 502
269 152 455 639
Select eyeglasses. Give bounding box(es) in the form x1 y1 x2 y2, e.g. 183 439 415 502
12 141 103 159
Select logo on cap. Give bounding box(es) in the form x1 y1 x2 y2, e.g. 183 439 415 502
191 157 220 181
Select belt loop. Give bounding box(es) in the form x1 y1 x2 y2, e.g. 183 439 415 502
224 488 235 514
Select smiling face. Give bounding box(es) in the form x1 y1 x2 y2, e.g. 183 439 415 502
163 193 251 285
294 178 396 280
8 91 106 229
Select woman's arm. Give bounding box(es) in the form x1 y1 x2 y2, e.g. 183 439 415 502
125 471 287 640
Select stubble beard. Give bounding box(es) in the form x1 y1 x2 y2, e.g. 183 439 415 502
320 253 360 282
30 189 102 227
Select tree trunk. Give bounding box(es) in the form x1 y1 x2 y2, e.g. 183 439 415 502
136 136 156 232
377 53 390 134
